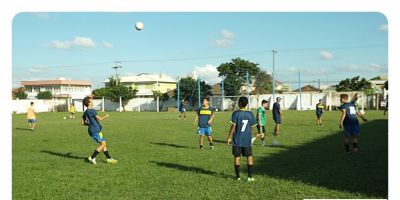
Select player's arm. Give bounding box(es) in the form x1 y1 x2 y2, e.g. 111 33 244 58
280 108 284 119
227 123 236 145
356 111 368 122
194 115 198 126
96 114 109 121
339 109 346 128
208 113 215 124
258 113 262 126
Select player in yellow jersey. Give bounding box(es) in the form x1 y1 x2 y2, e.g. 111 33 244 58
27 102 37 131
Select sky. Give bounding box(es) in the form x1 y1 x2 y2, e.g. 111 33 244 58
12 12 388 89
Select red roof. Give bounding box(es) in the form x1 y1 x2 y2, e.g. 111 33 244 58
21 80 91 86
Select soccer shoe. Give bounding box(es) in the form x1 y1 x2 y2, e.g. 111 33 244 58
210 146 214 150
106 158 118 164
247 177 255 182
261 141 266 146
88 156 97 165
236 177 241 181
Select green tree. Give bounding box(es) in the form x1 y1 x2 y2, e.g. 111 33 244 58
14 87 28 99
93 77 138 109
37 91 52 99
175 77 212 108
217 58 260 96
335 76 372 92
252 70 273 94
152 90 170 111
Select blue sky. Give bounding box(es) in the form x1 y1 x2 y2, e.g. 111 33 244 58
12 12 388 89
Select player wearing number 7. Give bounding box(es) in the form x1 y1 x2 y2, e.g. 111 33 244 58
338 94 360 154
227 97 257 182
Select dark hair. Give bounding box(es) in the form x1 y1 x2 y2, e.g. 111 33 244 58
30 102 34 105
83 97 91 107
238 96 248 108
202 97 210 102
340 94 348 100
261 100 268 104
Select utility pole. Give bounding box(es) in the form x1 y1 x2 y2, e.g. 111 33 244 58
246 71 250 111
272 50 277 101
113 61 122 86
197 78 201 109
221 76 226 111
177 77 180 112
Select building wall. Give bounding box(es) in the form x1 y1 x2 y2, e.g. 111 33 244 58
25 85 91 99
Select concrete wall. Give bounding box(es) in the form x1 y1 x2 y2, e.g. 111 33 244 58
12 99 68 114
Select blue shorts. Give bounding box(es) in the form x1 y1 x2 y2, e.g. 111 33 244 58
273 116 281 124
343 124 360 136
179 108 186 113
198 127 212 136
28 119 36 123
316 112 323 118
90 132 106 143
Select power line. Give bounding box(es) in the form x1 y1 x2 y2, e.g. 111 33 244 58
13 43 387 70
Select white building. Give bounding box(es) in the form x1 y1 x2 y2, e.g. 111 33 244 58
21 79 92 100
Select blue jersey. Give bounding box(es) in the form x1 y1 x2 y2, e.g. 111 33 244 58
230 110 257 147
272 102 281 117
338 102 359 125
82 108 102 134
197 107 213 128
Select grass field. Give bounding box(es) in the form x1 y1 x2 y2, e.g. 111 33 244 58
12 110 388 200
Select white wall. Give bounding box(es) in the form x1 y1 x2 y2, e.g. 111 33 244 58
12 99 68 114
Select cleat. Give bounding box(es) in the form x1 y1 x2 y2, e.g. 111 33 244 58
210 146 214 150
200 147 205 150
251 137 256 145
236 177 241 181
88 156 97 165
247 177 255 182
107 158 118 164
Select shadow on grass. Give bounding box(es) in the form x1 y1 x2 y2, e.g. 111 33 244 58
149 142 192 149
149 161 232 179
15 128 33 132
40 150 87 161
254 119 388 198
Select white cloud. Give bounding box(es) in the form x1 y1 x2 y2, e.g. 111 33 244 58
379 24 388 32
27 66 52 74
335 64 388 74
47 36 97 49
288 67 298 72
48 40 72 49
103 41 113 48
213 30 235 48
32 13 49 19
191 64 221 84
319 51 334 60
72 37 96 48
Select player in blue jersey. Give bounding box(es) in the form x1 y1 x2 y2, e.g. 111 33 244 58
227 97 257 182
272 97 284 136
194 97 215 150
178 99 187 120
82 96 118 164
338 94 360 154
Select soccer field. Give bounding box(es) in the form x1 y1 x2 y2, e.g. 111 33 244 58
12 110 388 200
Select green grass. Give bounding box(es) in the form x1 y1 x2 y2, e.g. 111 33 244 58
12 110 388 200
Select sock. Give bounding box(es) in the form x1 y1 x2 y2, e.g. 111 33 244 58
234 165 240 178
344 145 350 153
91 150 100 159
210 142 213 147
247 164 253 178
200 145 203 149
353 143 358 149
261 137 265 141
104 151 111 159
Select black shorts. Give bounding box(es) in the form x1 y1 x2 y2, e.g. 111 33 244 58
273 116 281 124
232 146 252 157
257 125 266 133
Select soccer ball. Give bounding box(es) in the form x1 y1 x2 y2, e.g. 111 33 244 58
359 110 365 115
63 117 67 119
135 22 144 31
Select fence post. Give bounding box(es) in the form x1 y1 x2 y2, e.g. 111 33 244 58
376 93 379 111
157 96 160 112
361 93 364 111
102 97 105 112
119 96 123 112
329 91 332 111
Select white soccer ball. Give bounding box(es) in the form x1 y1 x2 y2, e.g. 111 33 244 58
135 22 144 31
63 117 67 119
359 110 365 115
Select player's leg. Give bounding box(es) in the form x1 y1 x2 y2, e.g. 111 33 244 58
199 134 204 150
206 128 213 149
103 144 118 163
343 136 350 153
234 156 241 180
276 124 280 136
352 136 358 153
245 147 255 181
260 126 266 146
31 120 36 130
183 111 186 119
28 120 32 130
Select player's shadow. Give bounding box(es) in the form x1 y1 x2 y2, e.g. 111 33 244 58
149 161 231 179
15 128 33 131
40 150 87 161
149 142 192 149
253 119 388 198
211 139 227 144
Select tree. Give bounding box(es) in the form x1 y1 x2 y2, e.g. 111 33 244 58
92 77 138 108
37 91 52 99
152 90 170 111
335 76 372 92
217 58 260 96
252 70 273 94
14 87 28 99
175 77 212 108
